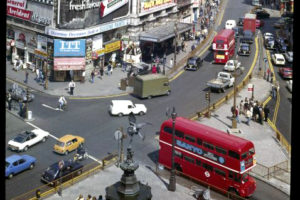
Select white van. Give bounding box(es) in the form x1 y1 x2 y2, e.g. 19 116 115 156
225 20 237 30
109 100 147 116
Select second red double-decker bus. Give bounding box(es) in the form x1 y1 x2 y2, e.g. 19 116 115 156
212 29 235 64
158 117 256 198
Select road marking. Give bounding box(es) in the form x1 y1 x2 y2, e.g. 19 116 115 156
26 122 59 140
42 104 60 111
87 154 103 165
69 92 129 100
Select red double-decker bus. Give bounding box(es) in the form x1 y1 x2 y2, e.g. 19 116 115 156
158 117 256 198
212 29 235 64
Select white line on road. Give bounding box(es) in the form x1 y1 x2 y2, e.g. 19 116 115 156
42 104 60 111
87 154 103 165
26 122 59 140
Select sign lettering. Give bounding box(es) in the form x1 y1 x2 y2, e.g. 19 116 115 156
7 0 27 9
54 39 86 57
69 0 101 11
7 6 32 20
31 13 52 26
141 0 173 13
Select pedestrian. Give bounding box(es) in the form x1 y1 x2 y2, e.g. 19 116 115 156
18 99 23 116
264 105 270 122
107 64 112 75
91 70 95 83
87 194 92 200
152 65 157 74
156 65 161 73
191 44 196 51
272 85 277 99
163 52 167 65
266 68 270 82
181 41 185 52
69 80 75 95
270 72 274 83
100 66 104 79
98 195 103 200
170 58 173 68
7 92 12 111
24 70 29 83
239 100 244 115
246 108 252 126
76 194 84 200
243 99 249 114
21 102 26 118
35 67 40 82
39 70 43 83
122 61 127 72
81 71 85 83
235 106 240 123
92 197 97 200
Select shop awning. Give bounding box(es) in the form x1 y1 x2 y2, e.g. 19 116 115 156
139 22 193 43
54 57 85 71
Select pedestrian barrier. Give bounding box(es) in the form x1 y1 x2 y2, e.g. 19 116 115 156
11 152 118 200
251 161 290 184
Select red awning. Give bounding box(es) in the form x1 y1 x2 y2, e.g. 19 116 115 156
54 57 85 71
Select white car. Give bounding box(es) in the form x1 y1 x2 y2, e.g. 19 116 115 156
109 100 147 116
8 129 50 152
284 51 293 63
225 20 236 30
224 60 241 72
263 32 274 41
271 53 286 66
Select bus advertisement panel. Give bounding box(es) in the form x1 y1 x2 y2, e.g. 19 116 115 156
158 117 256 198
212 29 235 64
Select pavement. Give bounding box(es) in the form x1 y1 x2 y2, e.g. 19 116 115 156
6 2 291 199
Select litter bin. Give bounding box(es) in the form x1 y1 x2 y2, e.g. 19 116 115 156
120 78 127 90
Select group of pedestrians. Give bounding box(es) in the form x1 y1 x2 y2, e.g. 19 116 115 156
234 97 270 126
76 194 103 200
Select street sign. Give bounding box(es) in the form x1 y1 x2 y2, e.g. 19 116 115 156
248 84 254 91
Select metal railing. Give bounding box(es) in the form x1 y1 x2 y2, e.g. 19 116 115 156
12 152 118 200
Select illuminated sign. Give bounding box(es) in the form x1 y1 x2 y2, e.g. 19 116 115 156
7 6 32 20
54 39 86 57
69 0 101 11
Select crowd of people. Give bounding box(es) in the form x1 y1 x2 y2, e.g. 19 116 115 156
232 97 270 126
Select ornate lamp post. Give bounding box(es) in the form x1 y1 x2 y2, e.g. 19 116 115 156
232 55 238 129
168 107 177 191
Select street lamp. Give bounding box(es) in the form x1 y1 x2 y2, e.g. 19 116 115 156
232 55 238 129
168 107 177 191
173 19 178 69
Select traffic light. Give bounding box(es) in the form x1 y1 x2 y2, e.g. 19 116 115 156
205 92 210 101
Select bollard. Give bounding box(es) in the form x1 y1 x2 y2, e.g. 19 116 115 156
27 110 32 120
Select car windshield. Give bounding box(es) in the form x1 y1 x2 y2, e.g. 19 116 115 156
13 134 26 143
242 174 249 183
6 162 10 168
188 59 196 65
56 141 65 147
227 61 234 66
241 45 249 50
277 58 284 62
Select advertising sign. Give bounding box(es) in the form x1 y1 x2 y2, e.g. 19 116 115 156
104 40 121 54
54 39 86 57
54 57 86 71
7 0 27 9
140 0 174 14
99 0 128 17
7 6 32 20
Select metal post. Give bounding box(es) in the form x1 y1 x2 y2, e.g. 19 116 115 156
168 107 177 191
120 127 124 163
26 87 29 119
208 90 211 118
44 61 48 90
232 57 238 129
252 85 254 100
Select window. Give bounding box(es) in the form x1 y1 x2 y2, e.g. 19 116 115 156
228 150 240 160
197 138 203 146
196 159 201 166
175 130 184 138
185 135 195 143
203 142 214 151
184 155 194 164
202 163 213 171
163 126 172 134
214 168 226 177
72 138 78 143
13 161 18 166
241 152 248 159
229 171 234 179
19 159 25 164
175 150 182 159
249 148 255 155
216 146 227 155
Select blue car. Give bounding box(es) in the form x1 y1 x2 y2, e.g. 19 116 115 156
5 154 36 179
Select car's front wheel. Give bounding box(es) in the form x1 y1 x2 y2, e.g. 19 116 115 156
118 113 123 117
23 146 29 152
8 173 13 179
139 111 145 116
29 163 35 170
42 137 47 142
64 150 69 155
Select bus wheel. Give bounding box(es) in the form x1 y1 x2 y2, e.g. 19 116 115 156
228 188 239 200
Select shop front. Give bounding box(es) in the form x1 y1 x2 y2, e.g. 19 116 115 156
54 57 85 81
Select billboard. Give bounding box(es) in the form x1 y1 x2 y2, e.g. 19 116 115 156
140 0 175 14
54 39 86 57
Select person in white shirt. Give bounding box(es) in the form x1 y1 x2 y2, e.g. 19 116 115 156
58 96 67 110
69 80 76 95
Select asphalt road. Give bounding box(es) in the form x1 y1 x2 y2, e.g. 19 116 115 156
5 0 290 199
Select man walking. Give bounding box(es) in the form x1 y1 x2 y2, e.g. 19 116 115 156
69 80 76 95
264 105 270 122
24 70 29 83
6 92 12 111
235 106 240 123
91 71 95 83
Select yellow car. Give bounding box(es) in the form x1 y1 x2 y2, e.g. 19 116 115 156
53 134 85 155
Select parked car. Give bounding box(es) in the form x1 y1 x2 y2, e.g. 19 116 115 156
225 20 237 30
238 43 251 56
8 129 50 152
275 38 288 53
273 18 286 29
109 100 147 116
279 67 292 79
207 72 235 93
232 27 243 38
256 19 264 28
286 80 292 93
6 154 36 179
263 32 274 41
224 60 241 72
284 51 293 63
271 53 286 66
8 84 35 102
41 159 83 186
131 63 150 76
53 134 85 155
184 56 203 71
253 9 270 19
